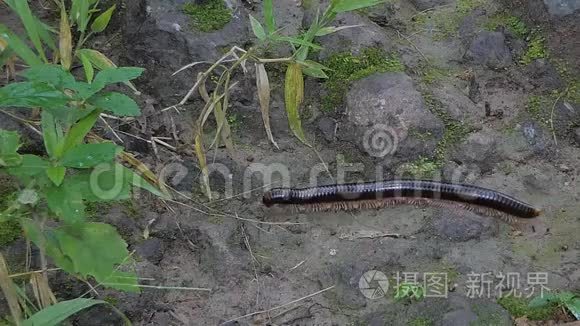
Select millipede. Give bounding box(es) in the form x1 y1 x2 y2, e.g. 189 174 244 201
262 180 541 224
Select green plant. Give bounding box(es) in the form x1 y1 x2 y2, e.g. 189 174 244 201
394 282 425 301
168 0 385 198
520 34 549 65
0 0 132 87
0 64 167 324
529 291 580 320
485 14 528 38
183 0 232 32
498 295 559 320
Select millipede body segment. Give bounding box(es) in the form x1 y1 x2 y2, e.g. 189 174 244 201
262 180 541 220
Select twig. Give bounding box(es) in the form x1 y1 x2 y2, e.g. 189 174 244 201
395 29 430 64
101 283 211 291
550 91 565 146
220 285 335 325
100 116 124 143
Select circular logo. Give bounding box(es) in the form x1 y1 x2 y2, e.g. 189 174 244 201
359 270 390 299
362 124 400 158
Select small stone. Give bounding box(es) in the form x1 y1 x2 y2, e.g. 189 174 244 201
317 117 337 142
465 31 513 69
246 155 254 162
329 249 337 256
573 128 580 145
559 164 572 172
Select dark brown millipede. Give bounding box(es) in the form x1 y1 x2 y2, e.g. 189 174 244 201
262 180 541 223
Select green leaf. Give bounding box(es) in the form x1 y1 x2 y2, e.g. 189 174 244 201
6 155 49 178
90 67 144 94
274 35 322 50
331 0 385 13
0 82 69 110
77 49 141 94
21 64 76 89
0 24 42 66
91 4 116 33
263 0 275 34
119 164 168 198
23 298 108 326
89 92 140 117
284 63 309 146
46 166 66 186
69 166 131 202
315 24 364 36
53 222 139 292
249 15 267 41
70 0 93 32
12 0 47 62
62 110 101 153
0 129 22 167
61 143 121 169
45 182 85 224
565 297 580 320
78 51 95 82
41 111 63 158
299 60 330 79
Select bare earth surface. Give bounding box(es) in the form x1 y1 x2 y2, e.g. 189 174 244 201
1 0 579 325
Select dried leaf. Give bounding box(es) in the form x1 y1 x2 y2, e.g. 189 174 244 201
194 131 212 199
284 63 309 146
255 63 278 149
0 253 22 324
59 6 72 71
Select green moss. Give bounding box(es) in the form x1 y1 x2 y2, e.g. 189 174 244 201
227 114 241 129
520 35 549 65
322 48 404 111
424 94 472 161
183 0 232 32
498 295 558 320
412 0 486 40
399 157 440 177
408 317 432 326
103 295 119 306
485 14 528 38
419 65 449 85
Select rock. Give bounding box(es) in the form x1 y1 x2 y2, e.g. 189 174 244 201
343 73 444 164
552 101 580 138
465 31 513 69
135 238 165 264
451 129 504 173
317 117 337 142
431 84 483 123
543 0 580 17
441 309 478 326
499 121 553 161
573 127 580 145
121 0 252 102
523 59 564 91
431 209 498 241
410 0 454 10
312 11 395 60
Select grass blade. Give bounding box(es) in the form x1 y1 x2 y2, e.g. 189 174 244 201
0 24 42 66
255 63 278 149
0 253 22 326
284 63 309 146
331 0 385 13
13 0 47 62
263 0 276 34
194 130 212 199
59 6 73 71
23 298 109 326
249 15 266 41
